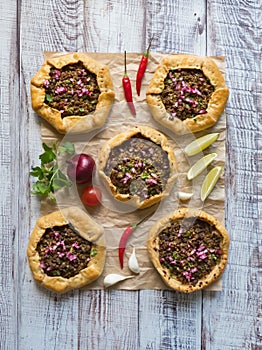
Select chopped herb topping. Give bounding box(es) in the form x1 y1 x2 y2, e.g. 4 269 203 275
158 218 223 285
43 62 100 118
161 69 214 121
104 134 170 200
36 224 94 279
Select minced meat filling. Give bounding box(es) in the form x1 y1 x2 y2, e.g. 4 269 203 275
161 69 214 121
104 135 170 200
43 62 100 118
157 218 222 285
36 224 94 279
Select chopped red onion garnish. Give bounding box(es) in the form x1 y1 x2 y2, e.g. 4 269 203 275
151 173 158 179
66 252 77 262
51 69 61 79
72 243 80 249
40 261 46 269
55 86 67 94
145 178 158 185
78 69 86 76
43 79 50 88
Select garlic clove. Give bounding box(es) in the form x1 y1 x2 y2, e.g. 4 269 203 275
128 247 140 274
103 274 134 288
178 191 193 201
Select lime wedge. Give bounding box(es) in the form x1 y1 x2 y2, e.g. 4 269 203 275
184 133 220 156
187 153 217 180
201 166 222 201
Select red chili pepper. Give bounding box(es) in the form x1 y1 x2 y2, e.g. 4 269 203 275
118 212 154 269
118 224 137 269
136 37 154 96
122 50 136 115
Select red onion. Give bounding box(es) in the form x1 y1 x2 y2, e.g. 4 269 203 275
67 153 96 184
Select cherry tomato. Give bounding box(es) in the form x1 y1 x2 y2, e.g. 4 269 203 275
81 186 102 207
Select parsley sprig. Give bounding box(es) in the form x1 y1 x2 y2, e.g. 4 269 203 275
30 141 75 201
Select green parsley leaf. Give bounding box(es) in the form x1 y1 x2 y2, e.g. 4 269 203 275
45 94 53 102
30 166 43 178
58 141 75 155
30 142 75 201
141 173 149 179
90 249 98 257
31 181 50 195
172 253 179 259
39 151 56 164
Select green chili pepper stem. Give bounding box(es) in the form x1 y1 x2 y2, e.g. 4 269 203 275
144 36 154 57
124 50 127 75
132 211 155 230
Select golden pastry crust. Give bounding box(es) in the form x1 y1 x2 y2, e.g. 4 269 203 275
27 206 106 293
31 52 115 134
146 54 229 134
147 208 230 293
98 125 177 209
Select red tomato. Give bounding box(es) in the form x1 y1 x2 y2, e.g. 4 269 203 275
81 186 102 207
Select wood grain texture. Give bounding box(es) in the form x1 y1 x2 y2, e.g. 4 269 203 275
146 0 207 55
0 1 19 349
0 0 260 349
78 290 139 350
83 0 146 52
139 290 202 350
203 0 261 349
19 1 83 349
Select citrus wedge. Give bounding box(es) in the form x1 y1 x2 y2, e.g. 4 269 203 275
184 133 220 156
187 153 217 180
201 166 222 201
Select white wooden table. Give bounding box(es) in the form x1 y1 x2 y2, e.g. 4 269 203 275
1 1 261 349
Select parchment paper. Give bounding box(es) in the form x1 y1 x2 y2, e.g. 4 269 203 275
39 52 227 291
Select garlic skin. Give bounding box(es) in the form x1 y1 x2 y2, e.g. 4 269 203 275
128 247 140 274
103 274 134 288
178 191 193 201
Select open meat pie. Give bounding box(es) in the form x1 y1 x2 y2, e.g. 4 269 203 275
146 54 229 134
98 125 177 209
27 206 105 293
31 52 115 134
147 208 230 292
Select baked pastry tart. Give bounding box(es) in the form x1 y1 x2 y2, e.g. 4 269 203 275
31 52 115 134
147 208 230 292
146 54 229 134
98 125 177 209
27 206 106 293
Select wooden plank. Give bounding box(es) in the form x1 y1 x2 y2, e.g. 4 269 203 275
203 0 261 349
138 1 207 349
146 0 207 55
0 1 19 349
139 291 202 350
82 0 146 52
78 290 139 350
